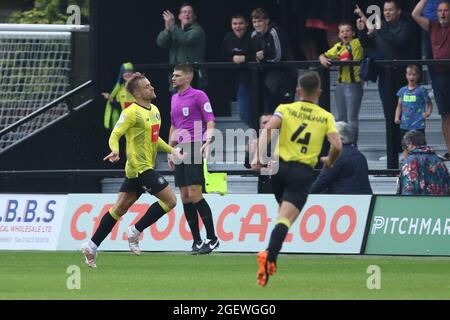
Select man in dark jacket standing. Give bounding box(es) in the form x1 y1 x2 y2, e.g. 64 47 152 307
356 1 416 157
157 3 207 90
221 13 255 128
310 121 372 194
250 8 297 114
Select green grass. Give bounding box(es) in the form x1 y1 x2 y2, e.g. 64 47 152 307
1 251 450 299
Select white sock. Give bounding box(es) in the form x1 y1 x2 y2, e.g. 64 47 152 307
131 225 140 235
88 240 98 251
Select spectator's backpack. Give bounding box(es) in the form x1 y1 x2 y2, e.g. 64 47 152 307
359 54 381 82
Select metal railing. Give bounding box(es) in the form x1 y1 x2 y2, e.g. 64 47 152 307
0 80 94 154
137 59 450 169
0 168 400 194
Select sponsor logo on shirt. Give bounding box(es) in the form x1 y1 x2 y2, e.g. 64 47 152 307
204 102 212 113
151 124 160 142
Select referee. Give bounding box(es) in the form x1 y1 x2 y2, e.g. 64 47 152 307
168 64 219 255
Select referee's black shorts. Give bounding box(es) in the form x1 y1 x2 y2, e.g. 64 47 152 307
174 142 205 187
271 160 314 210
120 169 169 198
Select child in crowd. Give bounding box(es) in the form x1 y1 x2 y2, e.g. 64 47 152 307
319 22 363 144
395 65 433 160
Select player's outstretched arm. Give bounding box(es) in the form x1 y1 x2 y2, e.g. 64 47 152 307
103 151 120 163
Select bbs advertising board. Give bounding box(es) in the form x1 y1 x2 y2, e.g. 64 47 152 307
0 194 67 250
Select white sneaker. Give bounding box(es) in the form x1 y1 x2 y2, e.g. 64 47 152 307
127 225 141 256
81 242 97 268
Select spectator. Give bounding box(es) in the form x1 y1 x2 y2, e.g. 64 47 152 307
356 0 416 157
250 8 297 114
394 65 432 160
412 0 450 161
221 13 255 128
244 113 273 194
319 22 364 143
310 121 372 194
101 62 135 130
156 3 207 91
397 130 450 195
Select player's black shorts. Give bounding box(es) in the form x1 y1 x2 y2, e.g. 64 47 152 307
174 142 205 187
271 160 314 210
120 169 169 198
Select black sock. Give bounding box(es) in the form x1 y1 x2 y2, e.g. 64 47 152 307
135 201 167 232
267 223 289 263
194 198 216 240
183 203 201 243
91 210 119 247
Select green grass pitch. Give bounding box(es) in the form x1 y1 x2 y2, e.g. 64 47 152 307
1 251 450 300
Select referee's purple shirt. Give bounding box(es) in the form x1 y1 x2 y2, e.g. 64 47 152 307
170 86 215 144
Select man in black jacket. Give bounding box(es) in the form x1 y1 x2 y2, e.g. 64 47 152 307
221 13 255 128
356 0 416 156
310 121 372 194
250 8 297 114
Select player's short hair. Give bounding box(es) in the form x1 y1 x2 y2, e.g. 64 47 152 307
174 64 194 75
126 72 146 95
403 130 427 147
251 8 268 20
298 71 321 95
438 1 450 8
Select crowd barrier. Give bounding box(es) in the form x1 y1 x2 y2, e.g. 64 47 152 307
0 194 449 256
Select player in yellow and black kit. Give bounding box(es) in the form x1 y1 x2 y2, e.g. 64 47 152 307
82 73 184 268
255 71 342 286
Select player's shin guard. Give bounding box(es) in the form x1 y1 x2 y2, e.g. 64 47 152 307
267 218 291 262
91 209 120 247
183 203 201 243
135 200 170 232
194 198 216 240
